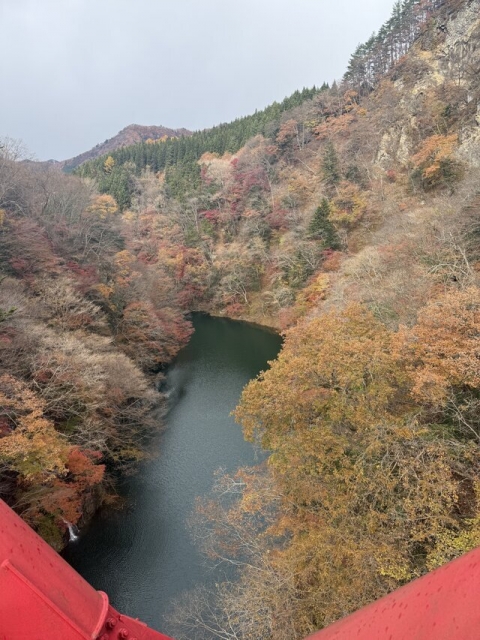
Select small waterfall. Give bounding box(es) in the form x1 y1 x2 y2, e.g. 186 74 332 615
63 519 79 542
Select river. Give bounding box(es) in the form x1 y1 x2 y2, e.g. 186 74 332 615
63 313 282 634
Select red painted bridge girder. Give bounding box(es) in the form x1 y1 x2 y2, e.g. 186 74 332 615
2 497 480 639
0 499 171 640
306 545 480 640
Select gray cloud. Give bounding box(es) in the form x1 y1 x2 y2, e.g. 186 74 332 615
0 0 394 160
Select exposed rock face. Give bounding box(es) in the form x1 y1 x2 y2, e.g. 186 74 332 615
377 0 480 168
445 2 480 165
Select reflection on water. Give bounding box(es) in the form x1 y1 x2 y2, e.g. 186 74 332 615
63 313 281 633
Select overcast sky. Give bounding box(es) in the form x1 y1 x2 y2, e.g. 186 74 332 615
0 0 395 161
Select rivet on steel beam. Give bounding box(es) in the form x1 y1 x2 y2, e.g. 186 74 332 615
106 618 117 630
118 629 129 639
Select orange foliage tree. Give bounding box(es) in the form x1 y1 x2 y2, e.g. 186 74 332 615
411 134 461 190
396 287 480 437
0 375 104 547
228 302 480 635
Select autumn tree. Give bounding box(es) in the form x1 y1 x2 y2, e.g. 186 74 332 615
0 137 30 214
329 181 368 227
104 155 115 174
231 303 480 635
396 287 480 440
411 133 462 191
0 374 105 547
168 467 299 640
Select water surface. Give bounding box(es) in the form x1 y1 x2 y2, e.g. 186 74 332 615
63 313 281 632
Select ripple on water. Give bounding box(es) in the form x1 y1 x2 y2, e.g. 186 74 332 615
63 314 282 633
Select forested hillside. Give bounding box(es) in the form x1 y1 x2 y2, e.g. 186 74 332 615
162 0 479 636
0 140 192 548
75 86 324 208
2 0 480 635
62 123 192 172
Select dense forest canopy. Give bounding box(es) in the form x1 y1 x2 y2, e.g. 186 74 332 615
2 0 480 637
74 86 325 207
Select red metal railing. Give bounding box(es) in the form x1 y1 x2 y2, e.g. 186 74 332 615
0 499 171 640
2 497 480 639
307 545 480 639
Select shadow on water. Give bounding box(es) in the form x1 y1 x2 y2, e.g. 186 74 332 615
63 313 282 633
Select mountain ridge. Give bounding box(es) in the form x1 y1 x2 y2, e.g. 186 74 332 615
61 123 192 172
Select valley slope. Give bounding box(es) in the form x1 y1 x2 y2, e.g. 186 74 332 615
1 0 480 636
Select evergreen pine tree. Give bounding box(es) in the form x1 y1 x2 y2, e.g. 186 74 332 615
322 142 340 189
308 198 340 249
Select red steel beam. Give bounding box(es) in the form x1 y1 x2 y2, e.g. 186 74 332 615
0 499 172 640
306 546 480 640
3 496 480 639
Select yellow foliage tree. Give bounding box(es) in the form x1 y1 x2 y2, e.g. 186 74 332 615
290 273 330 320
329 181 367 226
87 194 118 218
234 303 480 633
0 374 69 481
103 155 115 174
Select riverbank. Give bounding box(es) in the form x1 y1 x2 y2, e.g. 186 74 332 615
63 314 282 632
